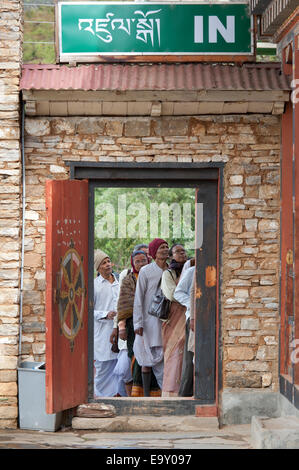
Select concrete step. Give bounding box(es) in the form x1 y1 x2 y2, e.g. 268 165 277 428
72 415 219 432
251 415 299 449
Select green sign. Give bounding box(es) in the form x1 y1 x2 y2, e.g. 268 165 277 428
58 2 253 59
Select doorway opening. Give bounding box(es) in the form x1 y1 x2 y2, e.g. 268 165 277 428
68 162 224 410
93 186 196 399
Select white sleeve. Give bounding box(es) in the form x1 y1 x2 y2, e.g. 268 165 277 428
189 275 195 320
133 269 147 330
94 309 108 321
161 270 176 301
173 272 191 308
181 259 191 275
93 279 108 321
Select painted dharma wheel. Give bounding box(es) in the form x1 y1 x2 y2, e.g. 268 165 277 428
58 243 86 351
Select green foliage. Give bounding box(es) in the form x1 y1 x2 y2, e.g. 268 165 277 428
94 187 195 272
23 4 55 64
256 55 279 62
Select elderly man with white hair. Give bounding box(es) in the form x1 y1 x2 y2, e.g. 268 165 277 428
93 249 120 397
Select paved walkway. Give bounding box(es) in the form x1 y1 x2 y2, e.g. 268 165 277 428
0 423 253 449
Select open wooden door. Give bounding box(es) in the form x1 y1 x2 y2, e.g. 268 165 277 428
45 179 89 414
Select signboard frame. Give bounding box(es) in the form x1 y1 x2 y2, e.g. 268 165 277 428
55 1 255 63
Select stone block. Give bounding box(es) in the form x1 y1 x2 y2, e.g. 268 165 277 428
251 416 299 449
234 288 249 298
125 119 150 137
22 322 45 333
250 286 277 298
227 347 254 360
0 289 19 304
0 419 17 429
263 336 277 345
0 126 19 140
0 324 18 336
241 318 259 330
227 219 243 233
154 118 188 136
25 119 50 137
51 118 76 135
262 372 272 387
0 382 17 396
227 187 244 199
106 121 123 136
76 403 116 418
22 289 41 305
23 252 42 268
25 210 39 221
77 118 105 135
220 389 279 425
226 372 262 388
256 346 277 360
259 185 279 199
225 319 240 330
0 355 17 369
230 175 243 185
258 219 279 232
0 370 17 382
245 219 258 232
32 343 45 355
190 119 206 135
0 336 18 346
0 406 18 420
50 165 67 174
221 134 257 144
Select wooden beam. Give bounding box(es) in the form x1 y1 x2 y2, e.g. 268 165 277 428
26 100 287 116
23 89 290 103
59 54 255 64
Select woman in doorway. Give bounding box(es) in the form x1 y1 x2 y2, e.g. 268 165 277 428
117 250 161 397
161 244 187 396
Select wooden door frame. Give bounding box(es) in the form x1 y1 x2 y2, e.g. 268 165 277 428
67 162 224 410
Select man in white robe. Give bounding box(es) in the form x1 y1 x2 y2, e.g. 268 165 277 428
94 249 120 397
133 238 169 395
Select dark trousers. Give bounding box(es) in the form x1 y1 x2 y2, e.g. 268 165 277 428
178 318 194 397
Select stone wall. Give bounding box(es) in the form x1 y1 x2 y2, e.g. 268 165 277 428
22 114 281 392
0 1 22 429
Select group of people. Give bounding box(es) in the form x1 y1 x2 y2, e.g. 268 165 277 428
93 238 196 398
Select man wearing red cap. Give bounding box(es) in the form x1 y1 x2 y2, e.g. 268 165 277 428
133 238 169 395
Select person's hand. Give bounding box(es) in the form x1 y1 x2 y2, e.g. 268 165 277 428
190 319 195 332
107 311 116 320
110 328 118 344
134 327 143 336
119 329 127 341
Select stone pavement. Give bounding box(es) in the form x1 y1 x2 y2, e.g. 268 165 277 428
0 420 253 449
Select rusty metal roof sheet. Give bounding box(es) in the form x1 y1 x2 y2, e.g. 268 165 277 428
20 63 290 92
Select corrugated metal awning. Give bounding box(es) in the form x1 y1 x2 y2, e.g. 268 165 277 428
21 63 290 92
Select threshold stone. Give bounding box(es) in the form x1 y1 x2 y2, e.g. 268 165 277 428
71 415 219 432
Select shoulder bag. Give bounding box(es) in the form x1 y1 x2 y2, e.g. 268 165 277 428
148 270 175 321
